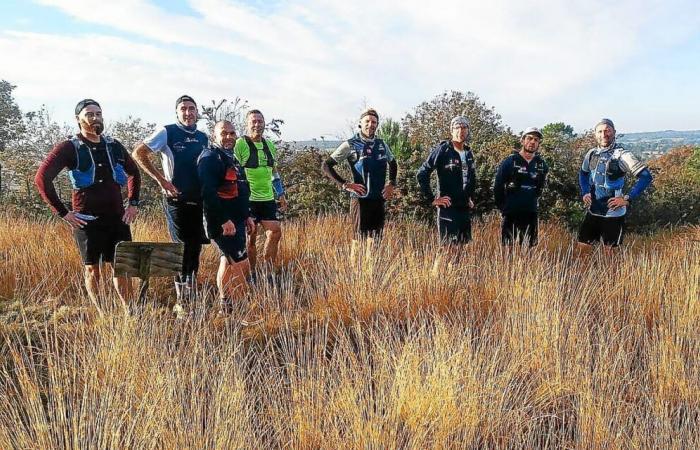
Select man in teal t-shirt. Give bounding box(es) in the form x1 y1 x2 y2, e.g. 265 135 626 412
234 109 287 271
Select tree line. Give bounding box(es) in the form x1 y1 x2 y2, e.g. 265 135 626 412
1 81 698 232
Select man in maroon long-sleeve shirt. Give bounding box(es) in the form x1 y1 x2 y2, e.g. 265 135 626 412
35 99 141 303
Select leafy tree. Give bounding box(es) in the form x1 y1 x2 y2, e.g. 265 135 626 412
0 80 25 196
628 145 700 230
107 116 159 209
538 123 592 227
1 106 71 211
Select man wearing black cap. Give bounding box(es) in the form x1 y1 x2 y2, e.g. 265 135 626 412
35 99 141 303
577 118 652 251
494 127 549 247
417 115 476 245
322 108 398 239
132 95 209 301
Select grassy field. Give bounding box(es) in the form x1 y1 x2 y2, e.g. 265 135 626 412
0 212 698 448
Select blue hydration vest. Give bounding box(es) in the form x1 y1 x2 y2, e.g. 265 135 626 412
348 134 388 200
67 135 128 189
587 148 626 216
165 124 208 201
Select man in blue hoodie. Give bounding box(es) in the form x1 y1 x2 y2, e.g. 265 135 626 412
577 118 652 251
494 127 549 247
198 120 254 313
417 116 476 245
132 95 209 301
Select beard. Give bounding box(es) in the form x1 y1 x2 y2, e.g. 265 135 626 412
91 122 104 135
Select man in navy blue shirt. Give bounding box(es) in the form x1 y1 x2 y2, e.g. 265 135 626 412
132 95 209 302
417 116 476 245
577 118 652 251
198 120 255 314
494 127 549 247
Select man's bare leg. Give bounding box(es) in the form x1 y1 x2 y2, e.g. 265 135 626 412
84 264 100 303
218 257 251 300
260 220 282 265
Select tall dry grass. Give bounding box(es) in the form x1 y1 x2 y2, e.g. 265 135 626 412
0 212 698 448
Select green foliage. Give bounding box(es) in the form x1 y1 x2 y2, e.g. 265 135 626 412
0 80 24 152
108 116 159 210
537 126 594 228
276 144 346 218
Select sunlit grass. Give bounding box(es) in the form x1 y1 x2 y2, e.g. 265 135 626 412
0 212 698 448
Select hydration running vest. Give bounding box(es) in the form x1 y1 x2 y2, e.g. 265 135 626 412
347 134 388 200
199 148 246 200
67 135 128 189
587 149 626 193
165 124 208 201
507 154 547 192
242 136 275 169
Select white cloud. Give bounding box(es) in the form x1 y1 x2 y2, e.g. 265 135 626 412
3 0 699 138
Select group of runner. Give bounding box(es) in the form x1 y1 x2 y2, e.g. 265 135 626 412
34 96 653 313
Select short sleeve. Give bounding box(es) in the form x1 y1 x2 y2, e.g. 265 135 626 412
618 150 646 176
384 142 395 162
330 141 352 163
581 149 595 172
143 127 168 153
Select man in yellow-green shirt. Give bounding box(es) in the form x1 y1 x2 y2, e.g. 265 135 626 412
234 109 288 271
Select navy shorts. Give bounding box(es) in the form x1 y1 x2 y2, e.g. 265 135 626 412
501 212 538 247
437 206 471 244
212 220 248 263
578 212 625 247
73 218 132 265
250 200 279 223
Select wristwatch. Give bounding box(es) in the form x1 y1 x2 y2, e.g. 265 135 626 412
128 199 140 207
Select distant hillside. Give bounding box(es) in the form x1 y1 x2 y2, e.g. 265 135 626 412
618 130 700 158
287 130 700 157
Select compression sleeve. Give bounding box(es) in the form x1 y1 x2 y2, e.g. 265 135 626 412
628 168 652 200
388 159 398 186
321 157 346 186
272 172 285 198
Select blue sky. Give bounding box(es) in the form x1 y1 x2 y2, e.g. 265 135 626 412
1 0 699 140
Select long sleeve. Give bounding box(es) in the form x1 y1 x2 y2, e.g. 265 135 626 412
197 153 225 229
579 169 591 197
416 147 440 204
466 151 476 199
628 168 652 200
34 142 75 217
535 162 548 197
493 158 510 211
122 145 141 203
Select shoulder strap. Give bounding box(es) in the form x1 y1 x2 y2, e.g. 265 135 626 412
70 135 82 170
243 136 274 168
